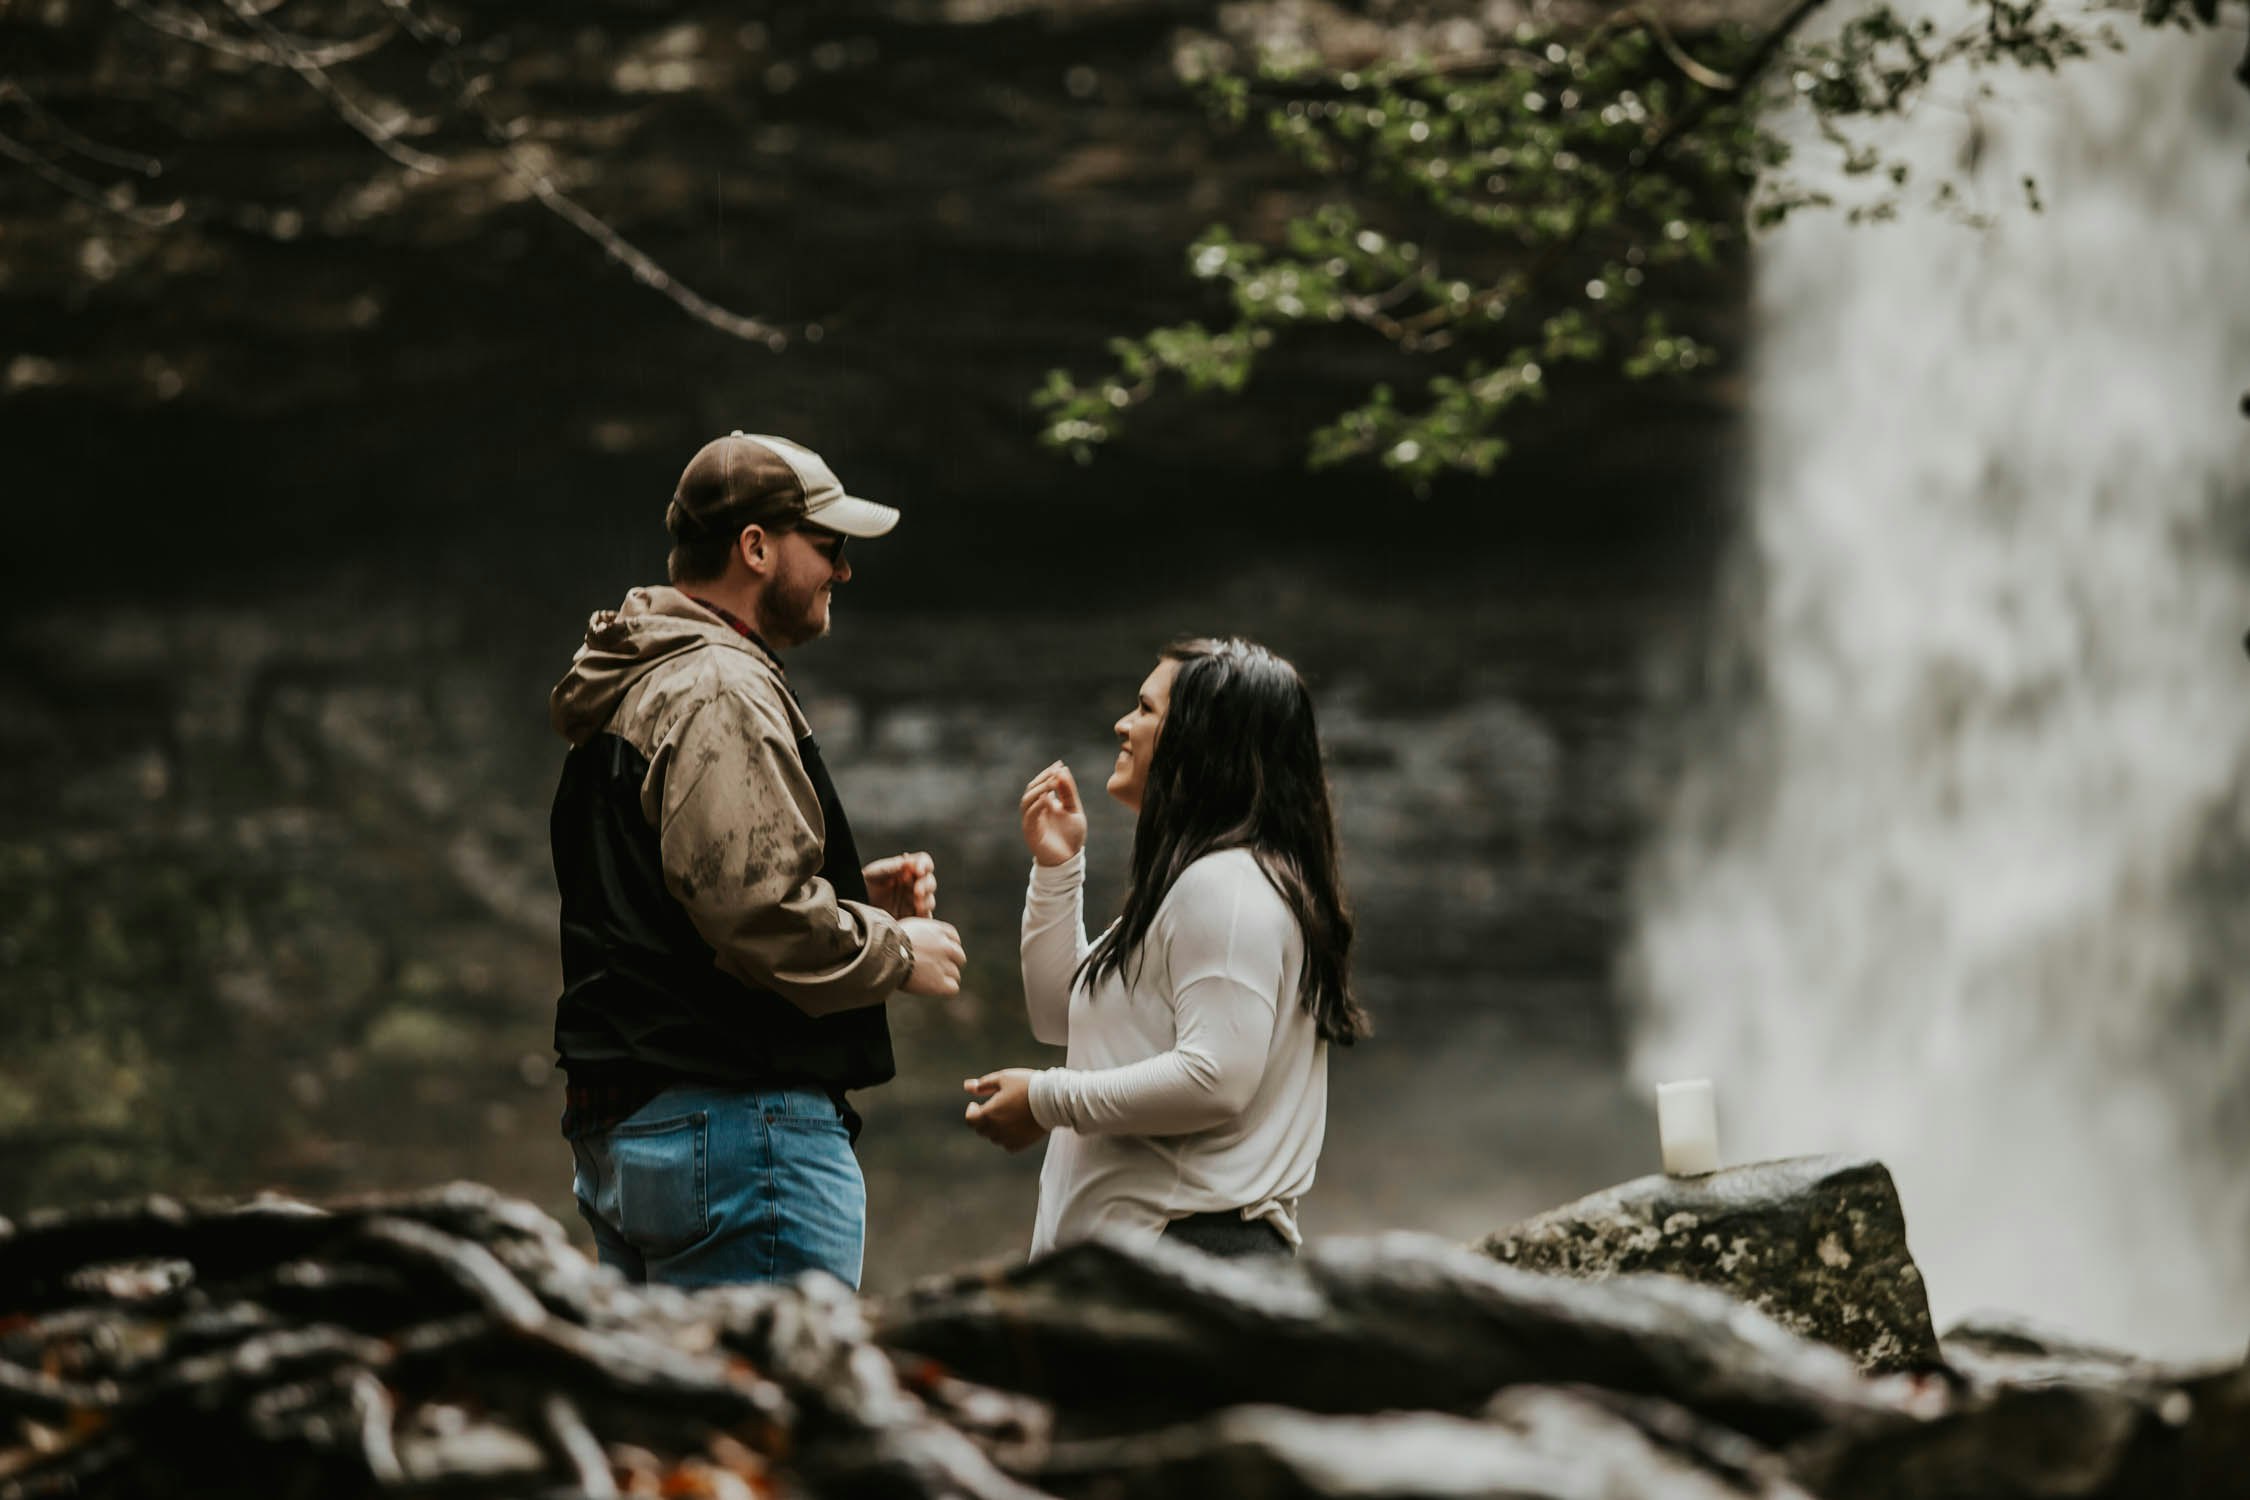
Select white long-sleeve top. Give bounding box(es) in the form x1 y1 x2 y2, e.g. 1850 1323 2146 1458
1021 846 1328 1255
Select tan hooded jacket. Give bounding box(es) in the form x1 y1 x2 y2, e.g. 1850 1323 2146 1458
549 586 910 1015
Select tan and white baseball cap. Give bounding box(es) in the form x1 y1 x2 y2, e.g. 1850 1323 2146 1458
666 431 900 542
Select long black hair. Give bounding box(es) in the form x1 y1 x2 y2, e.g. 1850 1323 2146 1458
1079 638 1370 1045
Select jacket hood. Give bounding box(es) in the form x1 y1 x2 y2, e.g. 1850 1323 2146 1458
549 586 767 745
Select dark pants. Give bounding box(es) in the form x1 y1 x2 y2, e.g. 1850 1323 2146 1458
1160 1210 1294 1260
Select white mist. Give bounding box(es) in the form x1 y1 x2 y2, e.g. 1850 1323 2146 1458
1629 17 2250 1358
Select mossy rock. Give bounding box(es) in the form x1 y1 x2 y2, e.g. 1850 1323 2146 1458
1476 1155 1942 1374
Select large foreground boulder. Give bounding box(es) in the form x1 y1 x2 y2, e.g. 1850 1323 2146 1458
1475 1156 1942 1373
876 1231 1913 1445
1027 1390 1819 1499
877 1228 2249 1499
0 1184 1038 1499
4 1183 2246 1498
1790 1358 2250 1500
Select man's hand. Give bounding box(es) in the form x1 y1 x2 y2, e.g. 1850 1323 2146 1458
864 851 937 918
963 1069 1047 1152
898 917 965 997
1020 763 1087 868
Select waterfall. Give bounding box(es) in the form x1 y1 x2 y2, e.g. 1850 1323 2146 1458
1628 15 2250 1358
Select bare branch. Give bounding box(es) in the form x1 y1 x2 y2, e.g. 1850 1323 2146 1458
0 80 162 176
45 0 815 349
1232 48 1551 101
373 0 459 47
0 85 366 247
1645 0 1839 154
418 33 794 348
0 125 184 228
212 0 440 174
488 142 791 350
112 0 397 70
1634 6 1743 91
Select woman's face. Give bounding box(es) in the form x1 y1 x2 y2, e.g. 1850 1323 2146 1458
1107 657 1179 811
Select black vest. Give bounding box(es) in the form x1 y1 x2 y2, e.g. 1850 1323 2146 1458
549 723 895 1099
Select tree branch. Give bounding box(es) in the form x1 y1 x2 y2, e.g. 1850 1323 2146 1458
1646 0 1840 156
113 0 396 70
1635 6 1742 91
212 0 440 174
373 0 458 47
37 1 796 349
492 150 794 350
412 30 796 349
1233 48 1552 100
0 125 183 228
0 80 162 177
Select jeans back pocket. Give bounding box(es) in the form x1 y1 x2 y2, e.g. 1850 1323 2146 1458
609 1111 710 1257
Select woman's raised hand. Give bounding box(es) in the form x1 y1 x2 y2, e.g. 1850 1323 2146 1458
1020 761 1087 868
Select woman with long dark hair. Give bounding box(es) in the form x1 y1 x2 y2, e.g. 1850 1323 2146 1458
964 637 1368 1258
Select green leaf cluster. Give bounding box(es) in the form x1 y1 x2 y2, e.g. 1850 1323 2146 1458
1037 0 2236 487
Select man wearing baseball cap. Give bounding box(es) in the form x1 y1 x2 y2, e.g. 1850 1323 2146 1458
545 431 966 1290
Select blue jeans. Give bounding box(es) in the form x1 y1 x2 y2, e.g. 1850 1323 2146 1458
570 1083 866 1290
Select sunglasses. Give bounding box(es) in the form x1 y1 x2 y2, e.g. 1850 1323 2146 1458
798 525 848 567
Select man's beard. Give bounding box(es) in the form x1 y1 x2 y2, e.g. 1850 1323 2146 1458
756 572 830 648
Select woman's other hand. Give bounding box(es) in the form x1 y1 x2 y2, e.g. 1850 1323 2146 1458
964 1069 1048 1152
1020 762 1087 868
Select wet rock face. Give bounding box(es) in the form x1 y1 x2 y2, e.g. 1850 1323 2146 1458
1474 1156 1942 1374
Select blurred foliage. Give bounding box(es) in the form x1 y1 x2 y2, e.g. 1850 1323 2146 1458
1036 0 2248 490
1 828 374 1204
0 634 562 1214
1 834 253 1200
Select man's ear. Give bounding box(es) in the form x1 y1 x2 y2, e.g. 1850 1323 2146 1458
735 524 772 576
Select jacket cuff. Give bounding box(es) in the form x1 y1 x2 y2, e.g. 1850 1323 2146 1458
862 905 915 992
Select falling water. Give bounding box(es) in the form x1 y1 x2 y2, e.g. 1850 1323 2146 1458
1629 16 2250 1358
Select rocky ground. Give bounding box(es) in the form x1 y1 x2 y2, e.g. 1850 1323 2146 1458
3 1162 2242 1499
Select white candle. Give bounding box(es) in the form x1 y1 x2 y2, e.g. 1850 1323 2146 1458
1657 1078 1720 1176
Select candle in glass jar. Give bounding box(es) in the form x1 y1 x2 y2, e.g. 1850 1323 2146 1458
1657 1079 1720 1176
